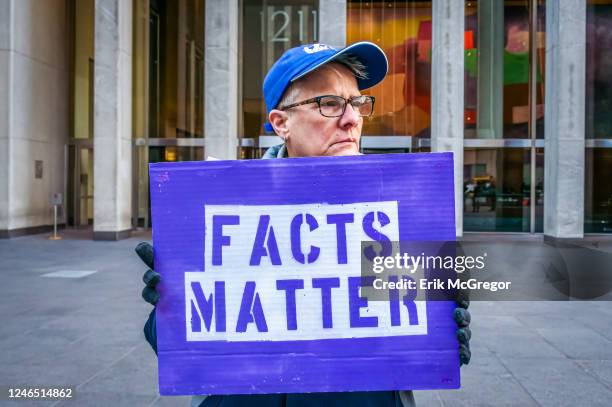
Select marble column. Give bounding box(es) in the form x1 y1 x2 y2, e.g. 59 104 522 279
544 0 586 240
93 0 133 240
204 0 238 160
476 0 504 139
319 0 346 48
431 0 465 237
0 0 69 238
0 0 10 234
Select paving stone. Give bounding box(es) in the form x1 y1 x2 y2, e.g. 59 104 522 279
474 316 566 359
77 344 158 397
0 399 55 407
54 391 157 406
500 357 612 407
575 360 612 388
533 326 612 360
0 329 85 365
0 360 113 389
149 395 193 406
439 355 538 407
1 232 612 405
571 307 612 341
412 390 444 406
0 315 54 340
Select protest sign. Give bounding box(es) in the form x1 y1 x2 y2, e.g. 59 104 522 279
149 152 459 395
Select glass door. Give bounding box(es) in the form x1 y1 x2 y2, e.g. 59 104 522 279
462 0 546 233
132 0 206 228
66 143 94 227
67 0 95 227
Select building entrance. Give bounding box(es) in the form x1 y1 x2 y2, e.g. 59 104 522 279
67 0 94 229
132 0 206 229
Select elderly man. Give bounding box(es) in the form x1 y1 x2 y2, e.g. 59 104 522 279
139 41 471 407
263 42 379 158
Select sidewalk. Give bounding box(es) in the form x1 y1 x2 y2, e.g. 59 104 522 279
0 230 611 406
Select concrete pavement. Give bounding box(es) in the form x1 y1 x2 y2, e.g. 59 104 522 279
0 230 611 406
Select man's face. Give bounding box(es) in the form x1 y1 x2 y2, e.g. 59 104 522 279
270 63 363 157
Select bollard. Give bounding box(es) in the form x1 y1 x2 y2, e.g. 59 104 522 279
48 204 62 240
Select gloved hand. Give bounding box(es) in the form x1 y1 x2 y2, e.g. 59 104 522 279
454 290 471 366
136 242 161 305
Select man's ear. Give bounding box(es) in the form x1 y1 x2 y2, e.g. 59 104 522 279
268 109 290 140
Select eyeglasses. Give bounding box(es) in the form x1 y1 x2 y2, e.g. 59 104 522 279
279 95 375 117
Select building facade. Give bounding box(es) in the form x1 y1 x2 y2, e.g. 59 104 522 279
0 0 610 240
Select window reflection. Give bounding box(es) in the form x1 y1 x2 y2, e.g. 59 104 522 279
148 0 205 139
132 0 205 229
463 1 545 234
346 1 546 142
241 0 319 148
149 147 204 163
464 148 543 232
586 2 612 139
71 0 94 140
585 1 612 233
585 149 612 233
347 1 432 139
465 0 545 140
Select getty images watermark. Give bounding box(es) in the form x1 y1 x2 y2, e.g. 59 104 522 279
360 241 612 301
370 249 510 292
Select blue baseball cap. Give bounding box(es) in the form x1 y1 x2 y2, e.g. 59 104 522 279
263 42 388 132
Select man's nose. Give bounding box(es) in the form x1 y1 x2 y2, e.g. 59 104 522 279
338 103 360 130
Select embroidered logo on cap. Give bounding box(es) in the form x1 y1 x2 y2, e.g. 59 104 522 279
303 44 334 54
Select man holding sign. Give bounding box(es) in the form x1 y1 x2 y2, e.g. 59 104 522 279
139 41 471 406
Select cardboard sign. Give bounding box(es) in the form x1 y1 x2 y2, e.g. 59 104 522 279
149 153 459 395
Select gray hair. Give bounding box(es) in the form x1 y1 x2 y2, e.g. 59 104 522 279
334 53 369 81
277 53 369 109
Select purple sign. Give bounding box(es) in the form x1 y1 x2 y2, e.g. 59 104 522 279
149 152 459 396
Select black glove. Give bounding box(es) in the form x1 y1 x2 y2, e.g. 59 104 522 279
454 289 471 366
136 242 161 305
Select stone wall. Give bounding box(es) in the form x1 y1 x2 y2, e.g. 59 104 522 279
0 0 69 235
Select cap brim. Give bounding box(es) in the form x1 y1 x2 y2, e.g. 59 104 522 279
291 41 389 91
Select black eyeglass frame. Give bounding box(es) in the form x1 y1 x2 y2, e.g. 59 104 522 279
279 95 376 118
